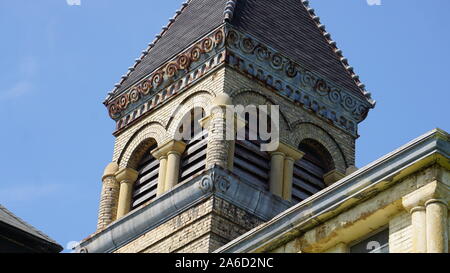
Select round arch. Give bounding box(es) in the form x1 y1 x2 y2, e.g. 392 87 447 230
166 91 213 137
118 122 167 169
290 122 347 173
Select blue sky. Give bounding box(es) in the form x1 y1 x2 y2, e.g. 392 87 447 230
0 0 448 252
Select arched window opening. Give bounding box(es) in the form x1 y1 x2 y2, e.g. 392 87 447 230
131 142 159 210
292 139 332 203
233 108 271 191
179 108 208 185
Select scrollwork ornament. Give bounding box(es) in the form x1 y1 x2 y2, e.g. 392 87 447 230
166 62 179 78
328 88 341 103
214 29 224 46
201 38 213 52
286 62 298 78
354 104 368 121
129 88 140 103
226 30 239 46
301 71 315 87
342 94 357 111
118 94 129 109
241 38 255 54
139 79 152 95
199 175 213 193
152 71 164 87
314 79 330 96
177 54 191 69
270 53 284 70
108 103 121 119
255 45 270 61
190 46 202 62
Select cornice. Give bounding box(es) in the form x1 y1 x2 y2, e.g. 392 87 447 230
105 25 374 136
224 26 373 136
106 27 226 132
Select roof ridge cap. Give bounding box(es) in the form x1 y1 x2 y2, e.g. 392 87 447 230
300 0 375 107
224 0 238 22
105 0 193 103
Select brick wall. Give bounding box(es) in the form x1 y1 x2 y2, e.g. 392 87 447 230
114 196 264 253
389 212 413 253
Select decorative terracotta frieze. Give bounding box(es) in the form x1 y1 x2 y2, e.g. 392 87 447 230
225 28 373 135
106 28 225 121
106 25 373 136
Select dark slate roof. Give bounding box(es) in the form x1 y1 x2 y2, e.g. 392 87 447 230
0 204 61 248
110 0 367 101
230 0 364 99
113 0 228 95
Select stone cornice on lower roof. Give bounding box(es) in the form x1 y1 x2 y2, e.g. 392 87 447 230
214 129 450 253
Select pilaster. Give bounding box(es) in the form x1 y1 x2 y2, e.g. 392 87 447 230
116 168 139 219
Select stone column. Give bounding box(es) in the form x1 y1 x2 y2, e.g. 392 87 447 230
410 206 427 253
203 93 234 170
402 181 449 253
164 140 187 191
269 152 285 198
425 199 448 253
156 155 167 196
151 140 187 193
166 151 182 191
283 157 295 201
116 168 139 219
151 147 168 197
97 162 119 230
278 143 304 201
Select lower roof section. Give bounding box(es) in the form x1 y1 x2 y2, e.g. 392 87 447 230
0 205 62 253
76 166 291 253
215 128 449 253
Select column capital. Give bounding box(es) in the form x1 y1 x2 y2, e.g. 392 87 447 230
102 162 119 180
410 205 426 214
272 142 304 160
425 199 448 207
115 168 139 185
269 151 285 157
402 181 450 212
212 93 232 107
151 140 187 159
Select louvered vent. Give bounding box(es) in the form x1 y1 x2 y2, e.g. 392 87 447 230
179 129 208 185
234 139 270 190
292 141 329 203
131 143 159 210
233 109 271 191
179 109 208 185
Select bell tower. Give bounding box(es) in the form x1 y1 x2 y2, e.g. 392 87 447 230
77 0 375 253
